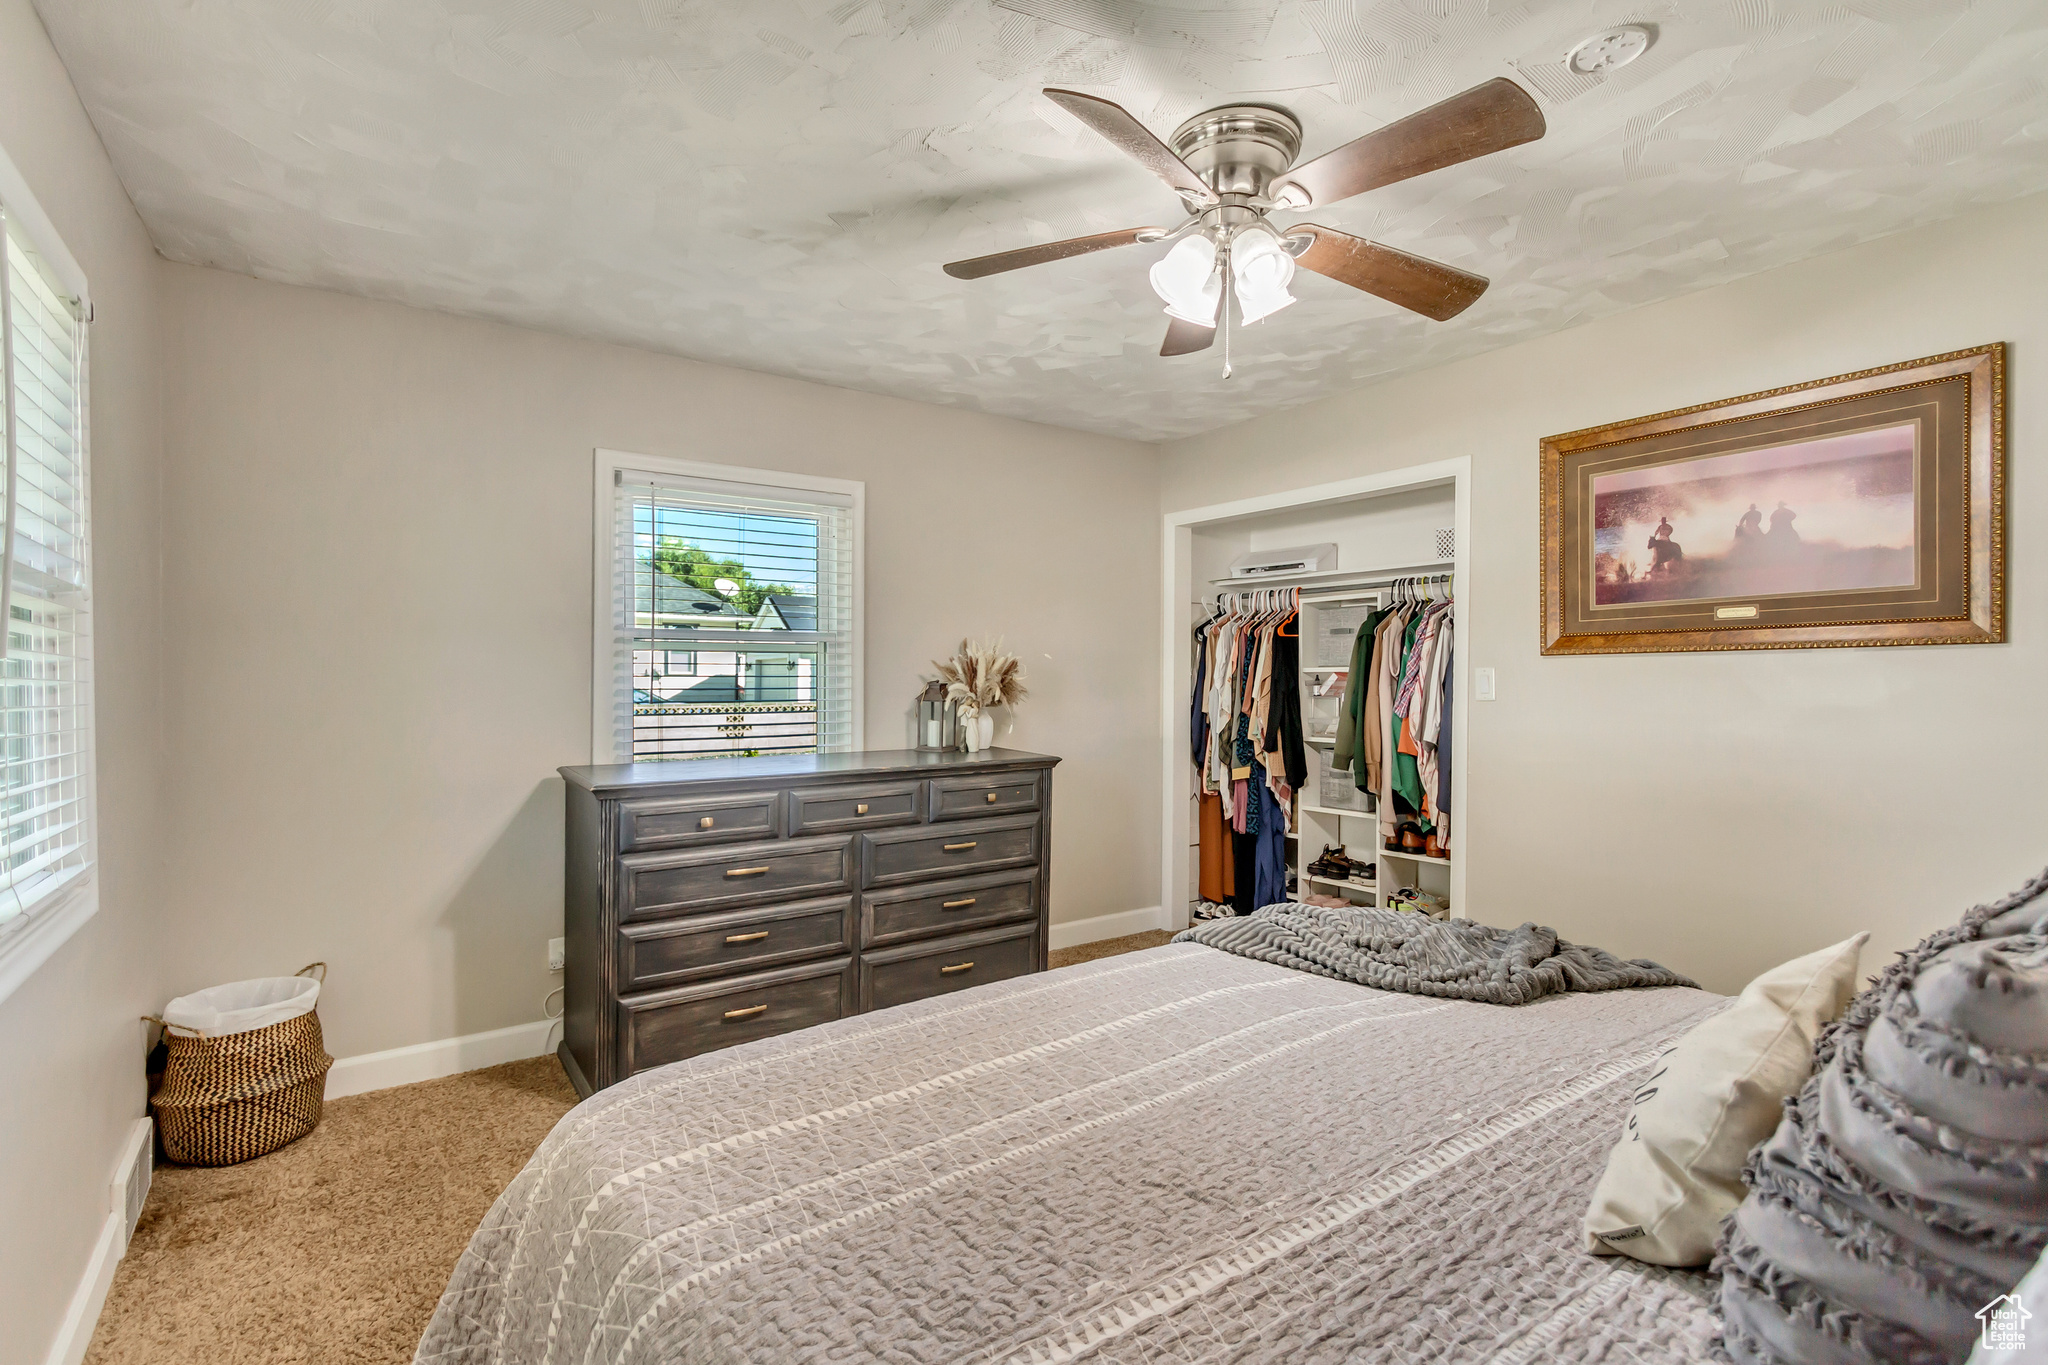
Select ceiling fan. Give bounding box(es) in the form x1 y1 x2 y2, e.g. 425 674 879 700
943 79 1545 370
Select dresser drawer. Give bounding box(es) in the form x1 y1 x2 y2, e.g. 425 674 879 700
788 781 922 836
621 834 853 921
860 814 1040 888
861 870 1038 949
859 922 1038 1012
618 957 853 1075
618 791 780 852
619 896 854 990
929 771 1041 822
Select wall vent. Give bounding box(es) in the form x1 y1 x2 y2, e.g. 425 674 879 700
1434 527 1455 560
111 1117 153 1251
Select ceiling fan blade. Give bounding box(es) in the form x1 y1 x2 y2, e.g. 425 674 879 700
1271 78 1545 209
1291 225 1489 322
1160 316 1215 356
1043 89 1218 206
943 227 1163 280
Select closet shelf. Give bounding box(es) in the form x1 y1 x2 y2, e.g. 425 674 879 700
1299 803 1373 819
1380 848 1451 865
1307 873 1377 893
1207 559 1452 591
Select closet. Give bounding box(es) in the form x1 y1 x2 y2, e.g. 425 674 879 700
1163 462 1469 931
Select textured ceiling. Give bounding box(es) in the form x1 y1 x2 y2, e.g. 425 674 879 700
35 0 2048 441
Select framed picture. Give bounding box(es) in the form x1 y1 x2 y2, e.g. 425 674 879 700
1541 343 2004 655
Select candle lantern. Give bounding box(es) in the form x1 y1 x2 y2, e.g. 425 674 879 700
916 680 957 752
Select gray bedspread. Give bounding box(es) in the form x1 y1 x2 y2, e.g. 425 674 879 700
417 943 1727 1365
1176 904 1696 1004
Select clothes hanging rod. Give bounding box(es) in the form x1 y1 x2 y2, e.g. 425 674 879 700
1205 558 1452 590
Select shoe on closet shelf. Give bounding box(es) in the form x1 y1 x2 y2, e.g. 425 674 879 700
1306 845 1357 881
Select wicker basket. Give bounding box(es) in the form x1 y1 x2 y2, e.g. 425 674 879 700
149 968 334 1167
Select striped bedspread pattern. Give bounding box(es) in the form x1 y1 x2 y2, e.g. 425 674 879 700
416 942 1727 1364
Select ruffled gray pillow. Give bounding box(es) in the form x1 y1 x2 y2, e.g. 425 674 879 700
1717 867 2048 1364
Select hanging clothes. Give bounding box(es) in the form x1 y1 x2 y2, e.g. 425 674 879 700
1197 790 1234 902
1330 605 1388 782
1374 605 1409 836
1190 588 1303 915
1425 626 1458 843
1261 608 1307 795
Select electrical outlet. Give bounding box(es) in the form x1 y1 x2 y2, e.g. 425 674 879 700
547 937 565 971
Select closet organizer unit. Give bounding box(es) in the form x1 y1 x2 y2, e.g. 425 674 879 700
1175 477 1462 926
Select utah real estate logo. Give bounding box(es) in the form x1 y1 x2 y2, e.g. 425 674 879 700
1979 1293 2031 1352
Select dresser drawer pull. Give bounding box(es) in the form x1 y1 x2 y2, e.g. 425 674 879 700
724 866 771 878
699 816 715 829
722 1004 769 1020
939 961 975 975
724 931 771 944
855 803 869 815
942 842 977 852
941 897 976 909
986 791 999 803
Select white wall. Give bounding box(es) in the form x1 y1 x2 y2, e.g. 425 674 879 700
1163 193 2048 995
155 263 1161 1061
0 1 164 1361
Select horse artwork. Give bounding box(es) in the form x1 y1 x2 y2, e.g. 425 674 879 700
1591 425 1918 607
1541 345 2004 655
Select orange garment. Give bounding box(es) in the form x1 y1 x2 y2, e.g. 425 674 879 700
1198 792 1234 901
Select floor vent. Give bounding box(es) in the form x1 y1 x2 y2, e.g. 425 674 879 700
111 1117 153 1250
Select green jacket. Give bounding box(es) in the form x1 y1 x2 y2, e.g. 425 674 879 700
1330 608 1386 775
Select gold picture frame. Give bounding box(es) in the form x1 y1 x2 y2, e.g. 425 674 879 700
1540 343 2004 655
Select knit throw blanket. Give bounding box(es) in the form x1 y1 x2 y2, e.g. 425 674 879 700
1172 903 1695 1005
1717 866 2048 1365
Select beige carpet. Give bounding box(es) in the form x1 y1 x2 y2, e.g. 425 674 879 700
86 930 1174 1364
85 1056 578 1365
1047 928 1176 967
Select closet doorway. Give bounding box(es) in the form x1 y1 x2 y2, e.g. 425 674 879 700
1160 458 1471 932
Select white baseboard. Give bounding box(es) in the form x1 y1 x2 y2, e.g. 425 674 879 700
1048 906 1170 951
325 1018 556 1099
44 1211 122 1365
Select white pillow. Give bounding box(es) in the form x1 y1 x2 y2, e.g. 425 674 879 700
1582 932 1869 1267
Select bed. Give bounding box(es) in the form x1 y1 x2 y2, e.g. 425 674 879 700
416 941 1728 1364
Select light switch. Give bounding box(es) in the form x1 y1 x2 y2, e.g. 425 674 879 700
1473 667 1496 701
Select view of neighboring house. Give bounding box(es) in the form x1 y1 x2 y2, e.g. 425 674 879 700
630 573 821 758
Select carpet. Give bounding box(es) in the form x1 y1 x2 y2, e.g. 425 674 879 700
1047 929 1176 967
84 1056 578 1365
86 930 1175 1364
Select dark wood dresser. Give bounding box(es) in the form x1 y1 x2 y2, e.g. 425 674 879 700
557 748 1060 1096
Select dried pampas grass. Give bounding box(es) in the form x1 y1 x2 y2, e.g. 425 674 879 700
934 637 1028 713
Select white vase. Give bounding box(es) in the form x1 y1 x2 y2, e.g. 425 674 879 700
976 714 995 752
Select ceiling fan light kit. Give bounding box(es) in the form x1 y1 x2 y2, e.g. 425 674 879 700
1151 234 1223 325
1228 227 1298 325
943 78 1547 370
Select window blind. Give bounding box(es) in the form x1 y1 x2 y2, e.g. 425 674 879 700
608 470 854 763
0 210 93 937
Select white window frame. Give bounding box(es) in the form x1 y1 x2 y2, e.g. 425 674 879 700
0 136 97 1007
591 449 865 764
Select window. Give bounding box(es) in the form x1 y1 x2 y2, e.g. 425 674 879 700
594 453 861 764
0 193 96 1001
